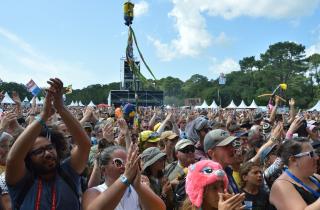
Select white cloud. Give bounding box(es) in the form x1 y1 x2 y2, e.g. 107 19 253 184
306 44 320 57
150 0 320 61
135 1 149 17
0 26 95 89
201 0 320 19
209 57 240 77
306 24 320 56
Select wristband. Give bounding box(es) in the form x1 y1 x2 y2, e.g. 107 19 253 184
120 174 130 187
35 116 47 128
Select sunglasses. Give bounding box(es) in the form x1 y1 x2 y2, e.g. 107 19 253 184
30 144 55 156
294 150 318 158
112 158 126 168
179 146 195 154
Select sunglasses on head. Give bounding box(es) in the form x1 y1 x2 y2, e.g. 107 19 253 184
112 158 125 168
294 150 318 158
179 146 195 154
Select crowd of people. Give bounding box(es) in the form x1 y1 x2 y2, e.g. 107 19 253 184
1 77 320 210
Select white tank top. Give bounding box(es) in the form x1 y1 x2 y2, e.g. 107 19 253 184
93 183 141 210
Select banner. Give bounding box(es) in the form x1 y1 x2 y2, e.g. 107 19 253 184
219 73 226 85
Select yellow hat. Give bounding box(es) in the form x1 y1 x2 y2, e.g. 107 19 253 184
153 122 161 131
139 130 160 143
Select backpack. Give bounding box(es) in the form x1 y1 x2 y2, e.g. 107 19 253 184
14 167 80 210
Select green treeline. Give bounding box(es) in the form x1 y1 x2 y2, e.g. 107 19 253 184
1 42 320 108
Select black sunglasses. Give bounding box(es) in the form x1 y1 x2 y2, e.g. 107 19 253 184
30 144 55 156
179 146 195 154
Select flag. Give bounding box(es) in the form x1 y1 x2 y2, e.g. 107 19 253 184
219 73 226 85
65 85 72 94
26 79 41 96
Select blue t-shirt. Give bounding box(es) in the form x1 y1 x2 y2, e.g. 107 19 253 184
8 158 80 210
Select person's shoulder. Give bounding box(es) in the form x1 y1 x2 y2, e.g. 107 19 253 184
84 187 101 196
165 160 178 171
82 187 102 209
271 174 295 195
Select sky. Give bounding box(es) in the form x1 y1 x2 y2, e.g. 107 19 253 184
0 0 320 89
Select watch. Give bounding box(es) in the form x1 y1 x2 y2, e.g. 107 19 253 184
120 175 130 186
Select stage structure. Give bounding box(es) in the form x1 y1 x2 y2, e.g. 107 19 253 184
108 1 163 107
108 90 163 107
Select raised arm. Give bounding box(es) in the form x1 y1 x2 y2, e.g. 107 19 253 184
288 98 296 124
132 163 166 210
250 122 283 163
269 96 280 125
118 118 131 151
6 91 54 185
48 78 91 174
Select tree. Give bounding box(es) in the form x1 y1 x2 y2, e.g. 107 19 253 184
308 53 320 84
260 42 308 84
182 74 209 98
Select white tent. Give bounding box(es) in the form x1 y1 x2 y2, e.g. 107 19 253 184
226 100 237 109
38 98 44 105
237 100 248 109
75 101 79 107
308 101 320 111
209 100 218 109
23 97 29 102
195 100 209 109
78 101 85 107
248 100 258 109
200 100 209 108
87 101 96 107
1 92 15 104
68 100 75 107
21 96 30 107
35 97 41 105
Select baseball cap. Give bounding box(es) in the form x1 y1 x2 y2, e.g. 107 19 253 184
204 129 238 153
175 139 194 151
160 131 179 141
139 130 160 143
